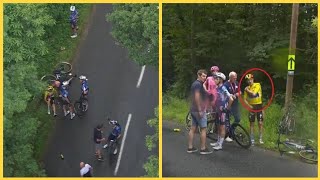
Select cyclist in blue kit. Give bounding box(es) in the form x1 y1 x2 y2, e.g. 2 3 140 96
103 119 122 155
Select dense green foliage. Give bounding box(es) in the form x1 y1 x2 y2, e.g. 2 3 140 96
107 4 159 66
162 3 317 150
4 4 91 176
163 3 317 103
144 107 159 177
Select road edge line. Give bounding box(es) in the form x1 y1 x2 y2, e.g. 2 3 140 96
136 65 146 88
114 113 132 176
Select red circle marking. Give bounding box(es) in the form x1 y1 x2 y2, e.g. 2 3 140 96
238 68 274 112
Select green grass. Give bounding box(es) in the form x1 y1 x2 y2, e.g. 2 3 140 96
33 4 93 169
163 96 189 124
38 4 93 76
163 94 317 151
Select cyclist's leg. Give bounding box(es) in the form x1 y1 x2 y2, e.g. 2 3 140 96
210 111 221 147
62 103 67 116
212 111 225 150
69 102 75 113
71 22 76 34
103 133 113 148
219 113 226 146
46 97 51 114
257 104 264 143
74 21 78 33
67 97 75 114
51 97 57 116
249 110 255 143
62 99 71 116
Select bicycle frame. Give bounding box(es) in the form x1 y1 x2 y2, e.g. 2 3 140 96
78 93 88 111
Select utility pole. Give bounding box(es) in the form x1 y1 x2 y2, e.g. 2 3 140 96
285 3 299 112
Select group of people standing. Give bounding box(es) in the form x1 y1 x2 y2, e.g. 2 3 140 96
188 66 264 154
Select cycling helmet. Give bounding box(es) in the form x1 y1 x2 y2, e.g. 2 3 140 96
210 66 219 72
215 72 226 81
109 119 118 125
70 5 76 12
47 86 54 91
79 75 87 80
245 74 254 80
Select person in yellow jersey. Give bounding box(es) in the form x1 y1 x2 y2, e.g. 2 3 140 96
44 86 58 117
243 74 264 145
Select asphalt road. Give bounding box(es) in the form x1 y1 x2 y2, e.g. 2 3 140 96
43 4 158 177
163 120 317 177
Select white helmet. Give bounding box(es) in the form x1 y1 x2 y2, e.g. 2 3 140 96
70 6 76 12
215 72 226 81
109 119 117 125
79 75 87 80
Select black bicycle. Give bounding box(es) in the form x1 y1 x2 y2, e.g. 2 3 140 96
277 108 317 163
186 110 251 149
74 93 88 117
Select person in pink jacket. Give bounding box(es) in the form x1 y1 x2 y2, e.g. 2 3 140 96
203 66 219 112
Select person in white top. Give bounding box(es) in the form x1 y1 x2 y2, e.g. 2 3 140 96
80 162 93 177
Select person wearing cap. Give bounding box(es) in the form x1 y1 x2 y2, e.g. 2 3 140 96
79 75 89 98
223 71 241 142
80 162 93 177
210 72 234 151
203 66 219 112
60 81 76 119
69 5 79 38
103 118 122 155
94 124 105 161
243 74 264 145
44 86 58 117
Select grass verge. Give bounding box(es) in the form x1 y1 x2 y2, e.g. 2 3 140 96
163 94 317 152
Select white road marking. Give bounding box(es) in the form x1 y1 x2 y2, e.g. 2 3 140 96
136 65 146 88
114 113 132 176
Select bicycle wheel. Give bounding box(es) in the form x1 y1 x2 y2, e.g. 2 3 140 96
41 75 57 84
299 149 318 163
232 123 251 149
185 111 192 131
55 62 72 74
74 101 84 117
